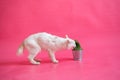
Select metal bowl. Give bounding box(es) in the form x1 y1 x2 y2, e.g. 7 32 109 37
72 50 83 61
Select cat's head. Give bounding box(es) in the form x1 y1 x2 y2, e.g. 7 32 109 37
65 35 76 50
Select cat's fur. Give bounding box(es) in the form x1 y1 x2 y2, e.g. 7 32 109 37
17 32 76 64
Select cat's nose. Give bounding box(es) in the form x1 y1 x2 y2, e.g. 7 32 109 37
74 44 76 48
72 45 76 49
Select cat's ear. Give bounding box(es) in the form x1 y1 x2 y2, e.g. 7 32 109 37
66 35 70 43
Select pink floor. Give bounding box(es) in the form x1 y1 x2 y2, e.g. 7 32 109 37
0 31 120 80
0 0 120 80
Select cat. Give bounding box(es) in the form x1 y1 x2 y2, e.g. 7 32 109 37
17 32 76 64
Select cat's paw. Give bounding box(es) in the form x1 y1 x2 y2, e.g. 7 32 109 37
30 60 40 65
53 60 59 64
34 59 41 62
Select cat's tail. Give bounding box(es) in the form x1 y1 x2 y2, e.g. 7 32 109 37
17 42 24 56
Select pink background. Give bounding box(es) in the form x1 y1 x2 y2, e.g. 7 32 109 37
0 0 120 80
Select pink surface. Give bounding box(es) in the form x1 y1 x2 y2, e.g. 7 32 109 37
0 0 120 80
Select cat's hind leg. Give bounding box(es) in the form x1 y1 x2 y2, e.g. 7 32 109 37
25 40 41 65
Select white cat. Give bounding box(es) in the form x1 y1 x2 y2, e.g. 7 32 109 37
17 32 76 64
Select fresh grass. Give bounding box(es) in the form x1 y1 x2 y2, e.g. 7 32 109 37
72 40 82 51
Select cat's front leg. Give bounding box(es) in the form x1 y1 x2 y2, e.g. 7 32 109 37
48 50 59 63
